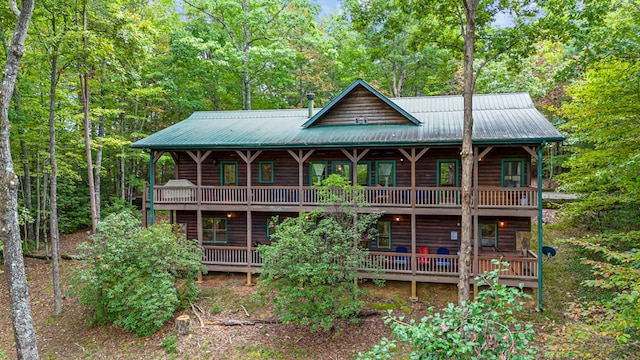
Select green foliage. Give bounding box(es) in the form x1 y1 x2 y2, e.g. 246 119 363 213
258 174 381 332
71 212 203 337
557 59 640 232
101 197 140 220
161 334 178 354
360 264 536 359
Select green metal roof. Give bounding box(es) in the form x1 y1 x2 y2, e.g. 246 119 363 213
132 81 564 150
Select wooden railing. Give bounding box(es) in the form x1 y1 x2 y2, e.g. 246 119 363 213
477 187 538 208
201 246 537 281
151 184 538 209
475 253 538 279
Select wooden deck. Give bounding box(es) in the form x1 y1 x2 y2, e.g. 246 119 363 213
149 184 538 210
201 246 539 288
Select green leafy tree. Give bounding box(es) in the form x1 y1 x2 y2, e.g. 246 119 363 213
258 174 381 332
360 264 536 360
72 211 203 337
544 232 640 358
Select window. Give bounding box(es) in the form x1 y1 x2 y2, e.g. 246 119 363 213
502 159 525 187
203 217 228 244
480 223 498 247
377 220 392 249
309 161 328 185
375 160 396 187
437 159 459 187
332 161 351 180
259 161 274 183
221 161 238 186
357 162 371 186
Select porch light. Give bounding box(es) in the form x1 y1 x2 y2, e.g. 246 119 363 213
499 221 505 228
212 158 218 166
394 216 401 223
227 212 232 219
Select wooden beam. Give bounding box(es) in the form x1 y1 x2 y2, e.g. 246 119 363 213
522 146 538 161
415 147 430 161
398 148 411 161
153 150 165 164
355 149 369 162
301 149 315 163
235 150 249 163
287 149 300 162
248 150 262 163
341 149 356 163
186 150 199 163
200 150 213 163
478 146 494 160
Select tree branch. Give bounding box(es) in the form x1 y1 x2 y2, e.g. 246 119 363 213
183 0 240 51
8 0 20 17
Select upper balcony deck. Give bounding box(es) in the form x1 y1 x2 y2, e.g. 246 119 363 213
145 183 538 214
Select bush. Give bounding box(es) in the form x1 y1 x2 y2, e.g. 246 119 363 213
71 211 203 337
360 264 536 359
258 175 382 332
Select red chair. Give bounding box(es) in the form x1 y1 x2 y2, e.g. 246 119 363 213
418 247 430 265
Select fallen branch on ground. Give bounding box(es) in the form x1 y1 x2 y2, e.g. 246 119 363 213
25 253 84 261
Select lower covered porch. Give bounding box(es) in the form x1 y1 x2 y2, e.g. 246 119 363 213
200 245 539 292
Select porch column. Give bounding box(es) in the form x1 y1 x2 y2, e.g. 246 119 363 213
288 149 314 209
399 147 429 300
473 147 479 281
187 150 211 246
148 150 154 225
537 144 544 310
237 150 262 285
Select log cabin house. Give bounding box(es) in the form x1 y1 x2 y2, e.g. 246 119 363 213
132 79 564 303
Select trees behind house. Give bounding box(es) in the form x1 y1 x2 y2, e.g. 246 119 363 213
258 175 382 332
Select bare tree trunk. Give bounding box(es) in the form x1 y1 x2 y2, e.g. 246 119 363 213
79 0 98 233
20 139 34 241
95 115 104 219
49 49 62 317
35 151 41 249
458 0 478 307
0 0 39 358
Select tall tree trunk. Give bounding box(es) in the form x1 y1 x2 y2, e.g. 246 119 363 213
0 0 39 358
95 115 104 220
49 49 62 317
20 139 34 241
79 0 98 233
458 0 478 307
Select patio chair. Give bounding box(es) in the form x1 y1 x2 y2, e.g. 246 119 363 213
394 246 409 268
436 247 451 268
418 247 430 265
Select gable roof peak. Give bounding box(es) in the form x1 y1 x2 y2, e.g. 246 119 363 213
301 79 422 128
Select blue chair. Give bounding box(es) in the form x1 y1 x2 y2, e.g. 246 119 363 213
436 247 451 268
394 246 409 268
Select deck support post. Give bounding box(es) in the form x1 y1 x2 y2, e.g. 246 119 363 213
246 272 252 286
410 280 417 300
148 150 154 225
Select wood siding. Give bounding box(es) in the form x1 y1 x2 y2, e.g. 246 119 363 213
312 86 411 126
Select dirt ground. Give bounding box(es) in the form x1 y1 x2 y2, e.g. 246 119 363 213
1 231 462 360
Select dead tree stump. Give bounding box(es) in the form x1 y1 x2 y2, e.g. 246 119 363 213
174 314 190 335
